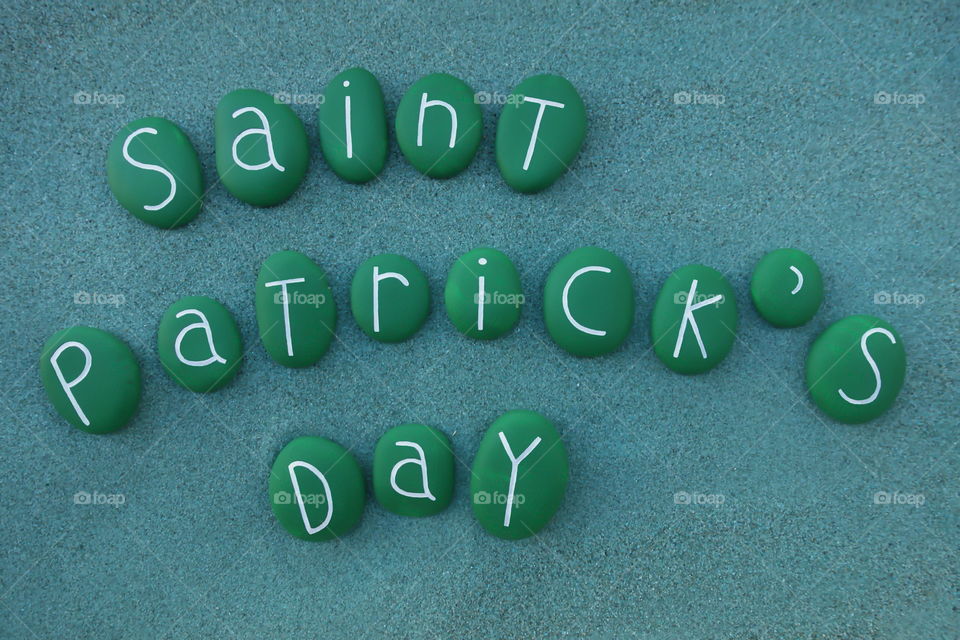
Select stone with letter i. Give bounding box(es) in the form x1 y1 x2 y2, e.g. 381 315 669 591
318 67 389 184
445 247 523 340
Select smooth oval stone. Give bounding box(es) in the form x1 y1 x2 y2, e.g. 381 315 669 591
373 423 454 517
39 326 141 434
495 74 586 193
157 296 243 392
106 117 203 229
255 250 337 368
470 410 568 540
351 253 430 343
318 67 388 184
444 247 523 340
751 248 823 328
651 264 738 374
806 315 905 424
215 89 309 207
543 247 634 357
395 73 482 178
269 436 365 541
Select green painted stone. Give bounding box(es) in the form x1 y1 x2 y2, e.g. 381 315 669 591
106 117 203 229
444 247 523 340
651 264 737 374
157 296 242 392
806 315 905 424
495 74 586 193
39 326 141 434
215 89 309 207
395 73 482 178
373 423 454 517
318 67 388 183
351 253 430 343
543 247 634 357
751 248 824 328
269 436 365 541
255 250 337 368
470 410 568 540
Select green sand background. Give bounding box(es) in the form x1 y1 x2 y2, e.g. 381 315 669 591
1 1 958 638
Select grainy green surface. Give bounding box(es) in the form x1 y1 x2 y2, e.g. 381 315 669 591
1 1 957 638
